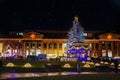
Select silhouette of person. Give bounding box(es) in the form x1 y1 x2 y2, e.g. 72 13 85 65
77 63 81 72
0 59 2 67
114 59 119 73
0 59 3 77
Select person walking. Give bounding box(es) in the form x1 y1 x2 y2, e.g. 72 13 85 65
77 63 81 73
0 58 3 77
114 59 119 73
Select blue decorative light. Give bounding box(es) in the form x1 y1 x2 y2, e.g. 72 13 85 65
70 47 77 54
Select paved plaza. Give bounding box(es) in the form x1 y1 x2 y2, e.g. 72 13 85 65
0 71 119 79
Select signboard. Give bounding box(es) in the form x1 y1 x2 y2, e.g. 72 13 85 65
102 50 106 56
108 50 112 57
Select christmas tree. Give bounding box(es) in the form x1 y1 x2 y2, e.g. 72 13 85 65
66 16 90 61
67 16 85 48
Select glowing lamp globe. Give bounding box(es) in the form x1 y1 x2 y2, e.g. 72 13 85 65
30 33 35 39
107 35 112 39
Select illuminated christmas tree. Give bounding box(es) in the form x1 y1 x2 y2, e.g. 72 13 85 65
66 16 90 61
67 16 85 48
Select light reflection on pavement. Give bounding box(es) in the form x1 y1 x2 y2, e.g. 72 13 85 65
0 72 116 79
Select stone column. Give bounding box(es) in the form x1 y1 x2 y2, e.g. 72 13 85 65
34 42 37 56
51 42 54 54
105 42 108 56
46 43 49 54
57 42 59 57
23 41 26 58
98 42 102 56
41 42 43 54
117 41 119 56
93 42 96 56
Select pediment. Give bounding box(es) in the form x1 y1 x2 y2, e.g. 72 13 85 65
99 33 120 39
23 31 44 38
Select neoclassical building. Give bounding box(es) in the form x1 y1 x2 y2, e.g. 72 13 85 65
0 30 120 59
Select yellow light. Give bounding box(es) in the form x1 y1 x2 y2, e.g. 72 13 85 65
6 63 15 67
63 63 71 68
104 62 109 64
30 33 35 39
74 16 78 21
95 63 100 66
110 63 114 66
24 63 32 67
84 63 90 68
107 34 112 39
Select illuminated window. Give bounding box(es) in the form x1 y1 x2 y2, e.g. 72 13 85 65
63 43 67 48
59 43 62 48
20 33 23 35
54 43 57 49
102 42 105 49
49 43 52 48
108 42 111 49
16 32 23 35
89 43 92 49
84 33 87 36
37 43 41 48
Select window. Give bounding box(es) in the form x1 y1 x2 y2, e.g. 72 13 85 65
102 42 105 49
59 43 62 48
16 32 23 36
84 33 87 36
108 42 111 49
49 43 52 48
54 43 57 49
89 43 92 49
26 43 29 48
37 43 41 48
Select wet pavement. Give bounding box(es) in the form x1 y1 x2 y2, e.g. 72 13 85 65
0 71 119 79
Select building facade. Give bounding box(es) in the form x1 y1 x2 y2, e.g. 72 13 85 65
0 30 120 59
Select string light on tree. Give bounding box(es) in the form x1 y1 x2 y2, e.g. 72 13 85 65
66 16 91 61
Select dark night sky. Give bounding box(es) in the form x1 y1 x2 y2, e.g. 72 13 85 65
0 0 120 32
